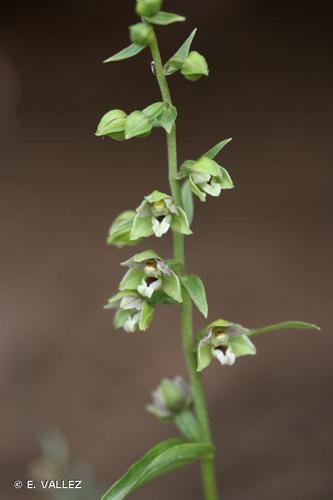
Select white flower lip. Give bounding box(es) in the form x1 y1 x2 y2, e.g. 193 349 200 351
124 311 141 332
212 346 236 366
152 214 171 237
137 277 162 298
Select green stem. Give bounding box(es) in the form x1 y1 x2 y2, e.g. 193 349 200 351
149 32 219 500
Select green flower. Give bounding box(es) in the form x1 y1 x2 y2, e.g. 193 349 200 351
95 109 127 141
181 51 209 81
197 319 256 371
179 156 234 202
105 291 154 332
146 376 192 419
129 23 153 46
120 250 183 303
131 190 192 239
107 210 143 248
136 0 163 18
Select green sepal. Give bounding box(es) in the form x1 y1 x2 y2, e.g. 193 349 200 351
220 167 234 189
208 318 233 329
181 180 194 224
178 160 196 179
142 102 165 120
101 438 214 500
171 207 192 235
119 268 144 291
174 410 202 442
125 111 152 139
228 335 256 357
103 43 146 63
197 339 213 372
145 190 170 203
130 214 154 239
181 275 208 318
148 12 186 25
192 157 221 177
189 175 206 202
162 273 182 303
249 321 321 337
164 29 197 76
139 302 154 331
122 249 160 266
156 105 177 133
107 211 142 248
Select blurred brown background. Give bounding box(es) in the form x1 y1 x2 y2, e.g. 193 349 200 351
0 1 332 499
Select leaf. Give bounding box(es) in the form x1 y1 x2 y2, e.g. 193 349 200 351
181 275 208 318
139 302 154 331
125 111 152 140
156 106 177 133
249 321 321 337
101 439 213 500
104 43 146 63
148 11 186 25
174 410 202 442
142 102 164 120
204 138 232 160
181 180 194 224
164 29 198 76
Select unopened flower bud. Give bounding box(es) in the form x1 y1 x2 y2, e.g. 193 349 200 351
181 51 209 82
136 0 163 18
160 378 190 413
146 376 192 419
95 109 127 141
129 23 153 46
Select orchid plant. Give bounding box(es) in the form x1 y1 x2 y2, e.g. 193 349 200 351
96 2 319 499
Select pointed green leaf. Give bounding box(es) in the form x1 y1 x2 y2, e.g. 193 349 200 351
148 11 186 25
164 29 198 75
156 105 177 133
181 275 208 318
249 321 321 337
174 410 202 442
101 439 214 500
181 180 195 223
104 43 146 63
125 111 152 140
204 138 232 160
130 214 153 239
139 302 154 331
